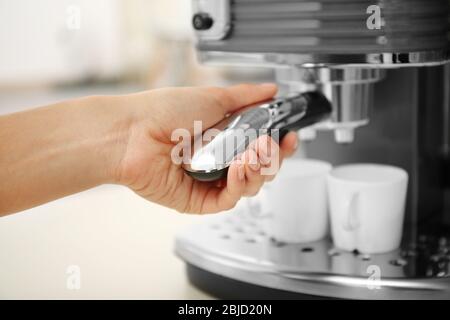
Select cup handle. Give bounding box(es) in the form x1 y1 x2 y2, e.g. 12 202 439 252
342 192 360 231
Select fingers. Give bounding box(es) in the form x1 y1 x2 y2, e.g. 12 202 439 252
197 133 298 213
207 143 267 212
253 135 283 183
279 131 299 159
213 161 246 211
212 83 278 114
241 148 266 197
226 134 293 198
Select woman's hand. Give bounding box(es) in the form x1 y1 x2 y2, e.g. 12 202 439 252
0 84 297 216
112 84 298 213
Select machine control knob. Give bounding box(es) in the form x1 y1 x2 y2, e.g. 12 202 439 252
193 13 214 31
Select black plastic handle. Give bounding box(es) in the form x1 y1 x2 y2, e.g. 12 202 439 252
273 91 332 141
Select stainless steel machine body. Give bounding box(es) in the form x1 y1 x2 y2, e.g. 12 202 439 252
176 0 450 299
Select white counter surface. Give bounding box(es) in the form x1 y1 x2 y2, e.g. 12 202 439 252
0 184 213 299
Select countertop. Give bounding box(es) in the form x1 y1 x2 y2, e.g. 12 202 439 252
0 85 213 299
0 184 213 299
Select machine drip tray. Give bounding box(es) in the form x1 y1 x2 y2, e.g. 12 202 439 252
175 213 450 299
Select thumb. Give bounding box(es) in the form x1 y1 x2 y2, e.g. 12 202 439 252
219 83 278 113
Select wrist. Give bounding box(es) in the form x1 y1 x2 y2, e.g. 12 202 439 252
81 95 134 185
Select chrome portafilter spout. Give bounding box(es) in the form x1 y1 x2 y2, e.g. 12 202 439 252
276 67 386 144
183 91 332 181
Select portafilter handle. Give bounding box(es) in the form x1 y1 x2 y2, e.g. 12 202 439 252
183 91 332 181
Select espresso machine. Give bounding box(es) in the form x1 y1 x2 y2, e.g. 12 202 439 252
175 0 450 299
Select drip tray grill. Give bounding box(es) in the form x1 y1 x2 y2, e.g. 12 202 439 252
175 213 450 299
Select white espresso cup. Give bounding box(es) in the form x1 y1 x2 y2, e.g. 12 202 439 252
327 164 408 254
263 158 332 243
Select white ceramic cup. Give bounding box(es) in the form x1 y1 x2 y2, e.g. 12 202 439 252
327 164 408 254
263 158 332 243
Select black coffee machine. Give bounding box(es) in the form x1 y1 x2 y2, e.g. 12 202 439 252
175 0 450 299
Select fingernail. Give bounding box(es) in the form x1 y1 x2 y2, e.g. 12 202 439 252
248 150 260 171
249 161 260 171
238 164 245 181
234 154 243 166
259 150 271 165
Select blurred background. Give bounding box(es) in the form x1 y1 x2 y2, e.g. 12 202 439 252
0 0 272 96
1 0 211 89
0 0 273 299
